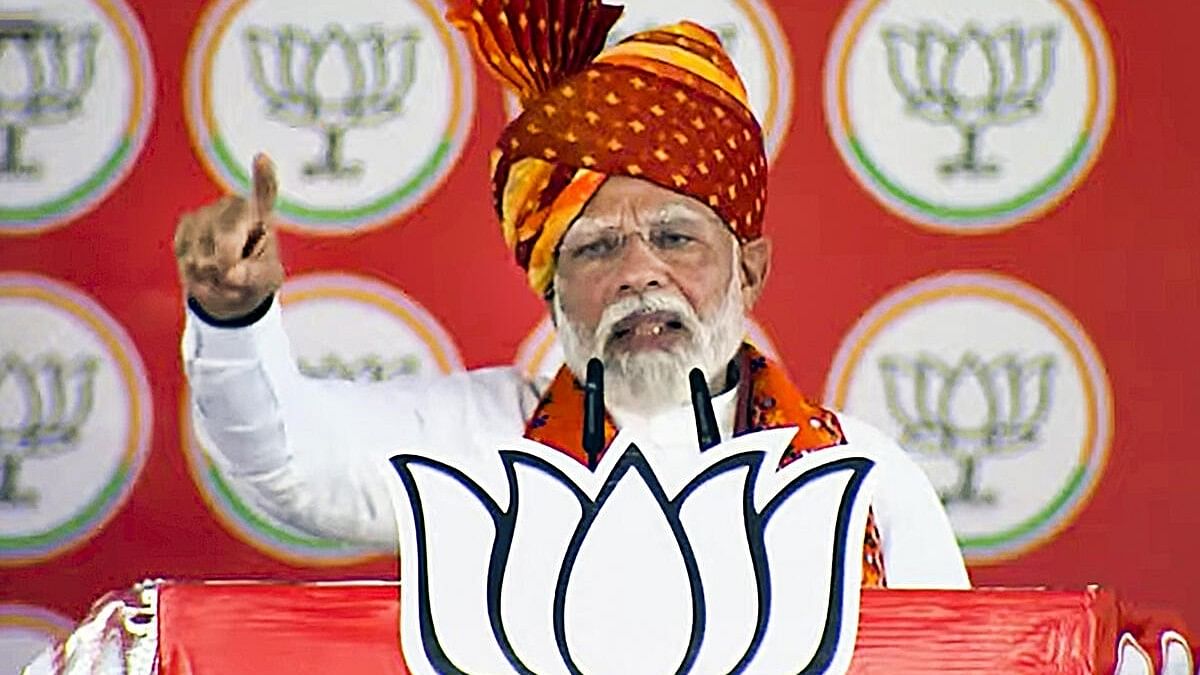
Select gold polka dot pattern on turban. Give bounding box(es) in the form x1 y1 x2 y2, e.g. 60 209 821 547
449 1 768 295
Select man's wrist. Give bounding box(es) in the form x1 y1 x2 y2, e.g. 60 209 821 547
187 294 275 328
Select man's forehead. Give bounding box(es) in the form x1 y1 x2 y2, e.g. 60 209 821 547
571 177 725 231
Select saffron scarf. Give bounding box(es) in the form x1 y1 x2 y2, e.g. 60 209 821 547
524 344 888 588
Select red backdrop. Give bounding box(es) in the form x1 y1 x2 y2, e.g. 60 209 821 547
1 0 1198 658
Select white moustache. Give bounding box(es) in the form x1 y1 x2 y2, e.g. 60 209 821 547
596 291 700 351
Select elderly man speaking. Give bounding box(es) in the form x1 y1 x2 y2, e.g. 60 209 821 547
174 0 968 590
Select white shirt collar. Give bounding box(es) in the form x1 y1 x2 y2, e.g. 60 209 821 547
607 384 740 457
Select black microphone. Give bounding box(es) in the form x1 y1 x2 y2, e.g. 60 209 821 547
689 368 721 451
582 358 605 470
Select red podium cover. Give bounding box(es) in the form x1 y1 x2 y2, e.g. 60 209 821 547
156 581 1119 674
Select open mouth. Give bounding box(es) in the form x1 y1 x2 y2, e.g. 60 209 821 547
607 310 688 349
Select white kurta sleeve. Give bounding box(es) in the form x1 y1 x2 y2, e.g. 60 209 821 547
838 415 971 590
180 297 533 547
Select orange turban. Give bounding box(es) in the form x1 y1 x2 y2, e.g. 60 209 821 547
449 0 768 295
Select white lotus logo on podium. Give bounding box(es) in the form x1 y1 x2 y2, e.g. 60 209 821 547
389 430 876 675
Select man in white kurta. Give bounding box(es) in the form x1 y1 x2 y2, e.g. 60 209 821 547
180 261 968 590
173 4 970 590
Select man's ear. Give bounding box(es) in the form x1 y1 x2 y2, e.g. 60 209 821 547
738 237 771 308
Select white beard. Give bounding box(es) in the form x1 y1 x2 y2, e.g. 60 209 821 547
554 261 747 416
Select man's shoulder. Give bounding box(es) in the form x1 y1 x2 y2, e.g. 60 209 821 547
427 365 529 397
828 410 913 467
452 364 528 386
423 365 540 420
399 366 543 456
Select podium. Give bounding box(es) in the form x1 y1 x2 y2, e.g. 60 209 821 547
143 580 1121 674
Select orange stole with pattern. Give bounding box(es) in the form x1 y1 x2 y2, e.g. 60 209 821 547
524 344 887 588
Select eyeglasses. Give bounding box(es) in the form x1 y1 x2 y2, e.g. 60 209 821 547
558 217 722 271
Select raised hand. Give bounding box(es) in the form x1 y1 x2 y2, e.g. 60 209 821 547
175 153 284 320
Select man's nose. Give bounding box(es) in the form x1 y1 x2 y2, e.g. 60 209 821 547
615 234 668 295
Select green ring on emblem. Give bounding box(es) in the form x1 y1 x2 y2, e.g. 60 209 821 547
0 461 130 553
0 140 131 224
211 134 453 225
848 132 1090 222
207 459 366 553
958 464 1088 552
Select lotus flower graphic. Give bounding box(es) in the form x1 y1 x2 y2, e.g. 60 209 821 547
881 22 1059 177
243 23 421 179
878 351 1055 505
388 429 877 675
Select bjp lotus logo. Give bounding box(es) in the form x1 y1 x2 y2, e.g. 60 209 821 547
186 0 475 234
0 273 152 566
825 271 1112 564
0 0 155 233
0 18 99 179
0 353 100 506
388 429 877 675
825 0 1115 233
880 23 1059 177
243 23 421 179
878 351 1055 505
297 353 422 382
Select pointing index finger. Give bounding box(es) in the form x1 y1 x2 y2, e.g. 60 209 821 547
245 152 278 258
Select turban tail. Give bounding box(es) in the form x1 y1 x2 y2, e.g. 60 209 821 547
449 0 768 294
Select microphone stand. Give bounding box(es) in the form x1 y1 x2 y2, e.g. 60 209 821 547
582 361 722 467
582 358 605 470
689 368 721 451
